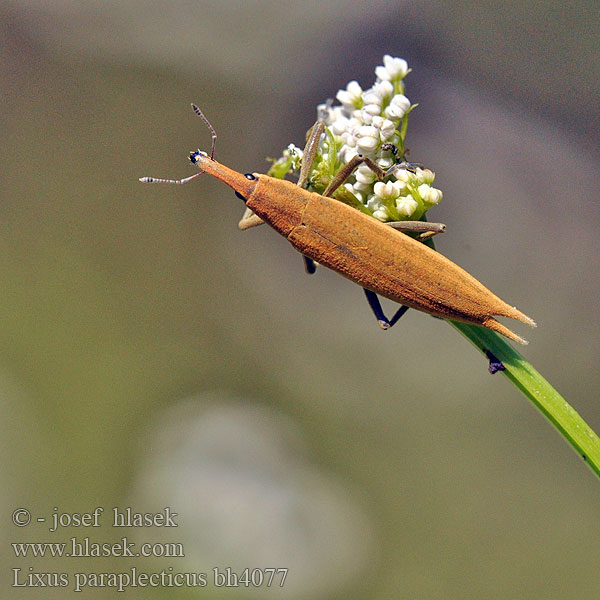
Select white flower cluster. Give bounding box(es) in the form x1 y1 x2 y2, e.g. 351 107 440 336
315 55 443 222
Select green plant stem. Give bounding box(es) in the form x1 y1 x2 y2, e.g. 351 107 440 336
450 321 600 479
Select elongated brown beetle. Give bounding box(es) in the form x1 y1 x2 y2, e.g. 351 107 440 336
140 105 535 344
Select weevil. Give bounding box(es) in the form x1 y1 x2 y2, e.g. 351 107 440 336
140 105 535 344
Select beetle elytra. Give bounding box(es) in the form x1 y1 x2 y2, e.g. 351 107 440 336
140 105 535 344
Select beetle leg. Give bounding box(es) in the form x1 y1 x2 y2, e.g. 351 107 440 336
238 207 265 230
323 156 385 197
238 211 317 273
297 117 326 189
384 162 424 177
388 304 410 326
484 349 506 375
363 288 409 330
303 256 319 274
386 221 446 239
294 108 331 273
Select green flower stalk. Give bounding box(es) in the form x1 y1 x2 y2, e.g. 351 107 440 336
267 55 600 480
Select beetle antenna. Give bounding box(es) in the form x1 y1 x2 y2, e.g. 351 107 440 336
191 103 217 160
139 173 203 184
139 104 217 185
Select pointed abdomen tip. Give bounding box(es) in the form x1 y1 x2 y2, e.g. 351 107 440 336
498 303 536 328
512 307 536 328
482 317 530 345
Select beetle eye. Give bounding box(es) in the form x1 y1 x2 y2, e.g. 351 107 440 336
235 191 247 202
244 173 257 180
189 150 208 164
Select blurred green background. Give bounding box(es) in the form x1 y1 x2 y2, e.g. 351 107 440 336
1 1 599 598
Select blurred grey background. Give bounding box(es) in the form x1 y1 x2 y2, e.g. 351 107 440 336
1 1 599 598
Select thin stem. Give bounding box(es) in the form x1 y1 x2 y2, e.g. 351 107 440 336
449 318 600 478
421 229 600 478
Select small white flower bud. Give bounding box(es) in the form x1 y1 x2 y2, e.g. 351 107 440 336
346 117 361 134
417 184 443 206
375 66 389 80
336 80 363 110
340 132 354 147
383 55 409 78
342 146 359 163
384 94 411 119
417 183 431 196
347 80 362 96
357 125 377 137
372 208 389 221
413 168 427 185
366 195 382 211
331 115 350 136
359 111 373 125
418 185 443 206
362 103 381 117
377 158 393 170
419 168 435 185
355 125 379 152
392 168 411 183
344 183 363 203
356 137 378 152
355 163 377 185
362 90 383 106
371 116 396 141
373 80 394 99
374 181 400 201
393 179 408 194
353 180 371 192
396 196 418 217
